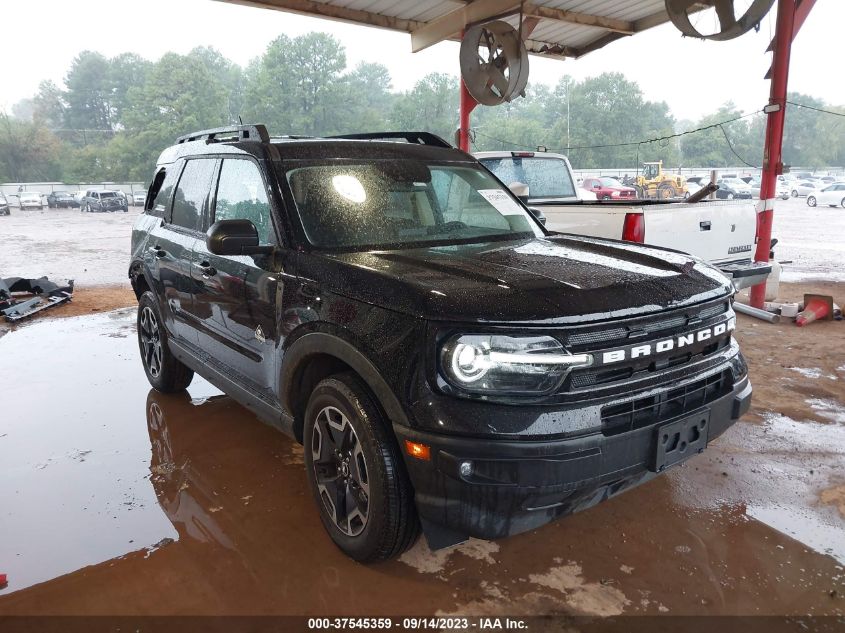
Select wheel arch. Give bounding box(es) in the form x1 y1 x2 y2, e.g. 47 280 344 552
280 331 410 443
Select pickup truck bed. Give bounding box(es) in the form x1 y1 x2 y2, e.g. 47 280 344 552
475 151 771 290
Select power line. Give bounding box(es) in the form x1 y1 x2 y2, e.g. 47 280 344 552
786 100 845 118
473 110 762 153
718 124 759 169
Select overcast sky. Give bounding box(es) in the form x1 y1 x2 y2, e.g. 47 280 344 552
1 0 843 122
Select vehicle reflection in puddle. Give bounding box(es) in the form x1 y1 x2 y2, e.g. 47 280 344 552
0 310 843 616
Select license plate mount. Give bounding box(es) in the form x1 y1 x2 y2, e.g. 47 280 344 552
651 410 710 472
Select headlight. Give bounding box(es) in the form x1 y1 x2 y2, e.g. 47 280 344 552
611 190 620 197
439 334 593 395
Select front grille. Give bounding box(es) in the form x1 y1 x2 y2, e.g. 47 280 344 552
600 370 733 437
562 301 729 348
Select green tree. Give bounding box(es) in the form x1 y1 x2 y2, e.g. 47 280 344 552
390 73 458 142
108 53 152 128
31 81 66 130
0 114 62 182
64 51 113 133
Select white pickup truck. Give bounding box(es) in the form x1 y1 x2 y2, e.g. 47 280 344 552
475 151 771 290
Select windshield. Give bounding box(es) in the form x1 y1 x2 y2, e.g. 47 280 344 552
100 191 118 198
478 156 576 199
285 161 544 250
599 177 623 188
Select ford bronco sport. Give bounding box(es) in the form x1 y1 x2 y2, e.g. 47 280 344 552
130 124 751 562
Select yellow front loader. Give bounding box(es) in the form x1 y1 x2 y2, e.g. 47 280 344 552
635 161 688 200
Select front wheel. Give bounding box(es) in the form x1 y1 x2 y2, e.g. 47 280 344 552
727 192 735 200
791 190 799 197
304 373 419 561
807 196 817 207
841 197 845 208
137 291 194 393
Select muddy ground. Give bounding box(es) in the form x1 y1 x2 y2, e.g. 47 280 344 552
0 279 842 617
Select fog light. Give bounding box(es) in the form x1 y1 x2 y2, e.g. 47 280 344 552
459 461 473 477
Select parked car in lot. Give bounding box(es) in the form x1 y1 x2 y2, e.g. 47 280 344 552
715 178 753 200
580 176 637 200
130 125 752 561
131 190 147 206
790 180 821 198
18 191 44 209
80 189 129 212
0 192 10 215
47 190 80 209
807 182 845 207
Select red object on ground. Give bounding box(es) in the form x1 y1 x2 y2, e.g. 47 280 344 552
796 296 832 327
0 573 7 586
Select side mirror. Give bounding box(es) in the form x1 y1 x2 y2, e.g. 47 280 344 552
507 181 530 204
206 219 272 256
528 206 546 226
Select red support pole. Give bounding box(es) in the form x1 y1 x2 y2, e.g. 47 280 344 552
458 77 478 152
750 0 797 308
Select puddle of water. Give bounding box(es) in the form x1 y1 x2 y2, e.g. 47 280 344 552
0 311 843 616
747 504 845 564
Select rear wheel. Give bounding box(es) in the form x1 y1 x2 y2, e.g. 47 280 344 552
841 198 845 208
807 196 817 207
137 291 194 393
658 184 676 199
726 192 735 200
791 190 799 197
304 373 419 562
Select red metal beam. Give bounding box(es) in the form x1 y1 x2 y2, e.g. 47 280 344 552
750 0 798 308
764 0 816 78
458 76 478 152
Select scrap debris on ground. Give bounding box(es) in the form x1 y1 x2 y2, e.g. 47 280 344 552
0 276 74 322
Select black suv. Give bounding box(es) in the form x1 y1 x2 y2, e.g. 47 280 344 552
129 125 751 561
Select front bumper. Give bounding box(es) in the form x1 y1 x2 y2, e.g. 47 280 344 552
396 374 750 544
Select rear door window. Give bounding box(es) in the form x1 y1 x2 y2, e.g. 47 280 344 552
172 159 217 231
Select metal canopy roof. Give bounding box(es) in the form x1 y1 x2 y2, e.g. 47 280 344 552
217 0 704 60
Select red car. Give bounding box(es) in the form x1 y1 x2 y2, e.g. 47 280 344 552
582 177 637 200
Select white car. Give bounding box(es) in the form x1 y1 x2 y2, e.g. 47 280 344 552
18 191 43 210
131 190 147 206
790 181 820 197
807 182 845 208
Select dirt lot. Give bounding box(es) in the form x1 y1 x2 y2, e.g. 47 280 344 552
0 200 842 617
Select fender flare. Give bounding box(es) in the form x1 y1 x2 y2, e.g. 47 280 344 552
280 331 410 428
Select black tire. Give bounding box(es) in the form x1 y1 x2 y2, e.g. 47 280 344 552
137 291 194 393
727 192 735 200
841 198 845 208
304 372 419 562
791 190 798 197
807 196 817 207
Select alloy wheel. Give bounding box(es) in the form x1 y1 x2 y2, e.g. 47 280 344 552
139 306 163 378
311 405 370 537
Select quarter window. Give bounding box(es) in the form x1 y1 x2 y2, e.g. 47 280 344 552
214 159 274 244
172 159 217 231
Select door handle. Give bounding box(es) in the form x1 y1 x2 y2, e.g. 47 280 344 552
699 221 711 231
194 262 217 278
149 245 166 258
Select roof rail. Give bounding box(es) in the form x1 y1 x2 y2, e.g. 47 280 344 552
176 124 270 145
328 132 452 148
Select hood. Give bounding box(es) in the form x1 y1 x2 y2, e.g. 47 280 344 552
303 235 733 325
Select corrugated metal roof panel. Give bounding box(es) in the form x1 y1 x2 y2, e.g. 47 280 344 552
215 0 686 59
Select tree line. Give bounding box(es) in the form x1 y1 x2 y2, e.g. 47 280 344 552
2 32 843 184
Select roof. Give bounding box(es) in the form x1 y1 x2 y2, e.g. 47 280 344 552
214 0 709 60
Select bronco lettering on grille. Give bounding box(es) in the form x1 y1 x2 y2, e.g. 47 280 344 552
600 318 735 365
